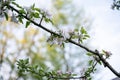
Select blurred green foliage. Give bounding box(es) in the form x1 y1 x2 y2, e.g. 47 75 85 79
0 0 93 80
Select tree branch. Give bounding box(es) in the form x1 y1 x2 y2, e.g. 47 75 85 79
6 4 120 78
48 76 85 79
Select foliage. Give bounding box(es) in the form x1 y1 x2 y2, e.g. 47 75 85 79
112 0 120 10
17 59 80 80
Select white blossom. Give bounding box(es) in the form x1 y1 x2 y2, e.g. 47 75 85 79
66 71 71 75
103 50 112 58
57 70 62 75
24 6 33 18
41 8 52 18
11 13 18 23
105 51 112 58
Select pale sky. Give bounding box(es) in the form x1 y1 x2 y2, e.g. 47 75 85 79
15 0 120 80
75 0 120 80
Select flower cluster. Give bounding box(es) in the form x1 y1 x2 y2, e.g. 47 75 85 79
24 6 38 19
102 50 112 59
23 4 53 25
47 29 75 47
47 32 66 47
24 6 33 18
47 27 90 47
40 9 52 19
57 70 72 76
40 9 53 24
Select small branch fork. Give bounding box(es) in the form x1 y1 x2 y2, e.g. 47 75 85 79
39 15 44 25
27 69 86 80
5 4 120 78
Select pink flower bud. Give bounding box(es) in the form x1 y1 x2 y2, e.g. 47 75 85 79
103 50 112 58
57 70 62 75
66 71 71 75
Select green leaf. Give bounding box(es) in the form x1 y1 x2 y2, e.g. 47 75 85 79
82 37 87 40
86 52 93 56
10 0 15 1
34 8 40 12
80 39 83 43
74 28 78 32
19 9 26 14
18 17 23 24
98 61 102 65
25 21 31 28
71 74 77 76
44 18 50 22
24 58 29 64
84 34 90 38
33 12 40 18
88 60 93 66
102 50 106 53
12 2 23 9
31 3 35 10
44 18 53 24
34 65 38 69
81 27 87 34
4 12 8 20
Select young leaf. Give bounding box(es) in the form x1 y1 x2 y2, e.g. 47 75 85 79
33 12 40 18
81 27 87 34
24 58 29 64
12 2 23 9
31 3 35 10
25 21 31 28
88 60 93 66
98 61 102 65
19 9 26 14
44 18 53 24
34 8 40 12
86 52 93 56
4 12 8 20
84 34 90 38
18 16 23 24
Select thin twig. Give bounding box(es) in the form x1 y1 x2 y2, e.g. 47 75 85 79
39 15 44 25
49 76 85 79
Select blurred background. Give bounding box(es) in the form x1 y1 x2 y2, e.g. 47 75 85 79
0 0 120 80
